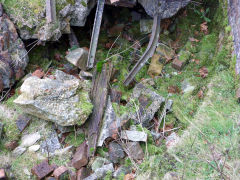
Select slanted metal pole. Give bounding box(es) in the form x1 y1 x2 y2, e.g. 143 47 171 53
87 0 105 69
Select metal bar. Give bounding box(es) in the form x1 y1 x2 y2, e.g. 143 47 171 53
123 14 161 86
87 0 105 69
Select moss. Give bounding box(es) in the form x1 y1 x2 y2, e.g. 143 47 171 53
65 132 85 147
178 50 191 62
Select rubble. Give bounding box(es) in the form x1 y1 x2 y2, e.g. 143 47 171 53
29 145 40 152
40 131 61 154
109 142 125 163
16 114 31 133
20 132 41 148
120 130 147 142
113 165 131 179
65 48 89 70
71 141 88 169
53 166 69 180
12 146 26 157
91 157 110 172
124 142 144 160
31 160 55 180
84 163 114 180
77 167 91 180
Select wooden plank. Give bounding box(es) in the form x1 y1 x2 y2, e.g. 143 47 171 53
87 62 113 157
46 0 56 23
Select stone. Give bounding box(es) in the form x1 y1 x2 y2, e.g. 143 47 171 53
65 48 88 70
16 114 31 133
53 166 69 180
125 142 144 160
113 166 131 179
71 141 88 169
165 132 180 149
77 167 91 180
79 71 93 80
98 97 119 147
0 168 7 180
148 54 164 77
181 80 195 94
120 130 147 142
12 146 26 156
156 43 175 61
14 70 93 126
172 59 184 71
31 160 55 180
91 157 110 172
84 163 114 180
29 145 40 152
118 83 165 127
109 142 125 163
40 131 61 154
140 19 153 34
5 141 18 151
20 132 41 147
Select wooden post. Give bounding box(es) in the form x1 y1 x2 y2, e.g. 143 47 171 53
46 0 56 23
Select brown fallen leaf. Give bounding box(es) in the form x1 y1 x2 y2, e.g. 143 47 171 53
168 85 180 94
32 69 44 78
199 66 208 78
200 22 208 34
189 37 199 42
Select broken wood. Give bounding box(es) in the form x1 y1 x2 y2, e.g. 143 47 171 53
46 0 57 23
87 62 113 157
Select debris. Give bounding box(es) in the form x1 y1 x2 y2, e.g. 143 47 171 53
121 130 147 142
46 0 57 23
77 167 91 180
91 157 110 172
165 132 180 149
88 62 113 156
14 70 93 126
98 97 119 147
199 67 208 78
16 114 31 133
40 131 61 154
5 141 19 151
29 145 40 152
53 166 69 180
124 142 144 160
71 141 88 169
0 169 7 180
12 146 27 156
31 160 55 180
109 142 125 163
84 163 114 180
65 48 89 70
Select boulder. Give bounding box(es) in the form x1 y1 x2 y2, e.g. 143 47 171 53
14 70 93 126
0 4 28 91
71 141 88 170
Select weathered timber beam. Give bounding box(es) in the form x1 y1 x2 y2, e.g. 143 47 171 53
87 62 113 157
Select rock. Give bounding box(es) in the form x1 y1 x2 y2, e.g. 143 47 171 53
77 167 91 180
91 157 110 172
119 83 165 127
14 70 93 126
0 7 28 91
113 166 131 179
97 97 119 147
12 146 26 156
65 48 88 70
29 144 40 152
0 168 7 179
140 19 153 34
5 141 18 151
148 54 164 77
120 130 147 142
71 141 88 169
163 172 179 180
40 131 61 154
125 142 144 160
31 160 55 180
79 71 93 80
166 132 180 149
109 142 125 163
181 80 195 94
16 114 31 133
53 166 69 180
20 132 41 147
156 43 175 61
84 163 114 180
172 59 184 71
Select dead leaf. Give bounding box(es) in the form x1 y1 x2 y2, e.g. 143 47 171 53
189 37 199 42
32 69 44 78
197 90 204 99
168 86 180 94
199 67 208 78
200 22 208 34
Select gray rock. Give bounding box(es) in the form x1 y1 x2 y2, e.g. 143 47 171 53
29 145 40 152
13 146 27 156
79 70 93 80
84 163 114 180
16 114 31 133
113 165 131 179
91 157 110 172
181 80 195 94
109 142 125 164
66 48 88 70
14 70 93 126
40 131 61 154
120 130 147 142
125 142 144 160
20 132 41 147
